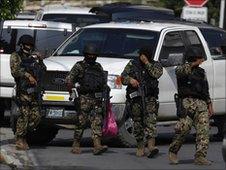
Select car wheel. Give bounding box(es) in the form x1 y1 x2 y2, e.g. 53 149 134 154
213 114 225 140
11 101 59 145
117 116 137 147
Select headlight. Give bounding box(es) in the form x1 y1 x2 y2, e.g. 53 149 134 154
107 74 122 89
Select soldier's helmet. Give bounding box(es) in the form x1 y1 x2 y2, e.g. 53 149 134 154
185 46 204 62
83 44 99 55
138 46 153 60
17 34 35 46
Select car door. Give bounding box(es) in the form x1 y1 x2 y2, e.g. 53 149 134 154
156 29 213 120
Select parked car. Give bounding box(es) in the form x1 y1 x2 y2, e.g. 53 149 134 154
10 21 226 146
35 5 110 27
0 20 73 125
90 2 175 21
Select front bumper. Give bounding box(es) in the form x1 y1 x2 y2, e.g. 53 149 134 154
41 100 125 125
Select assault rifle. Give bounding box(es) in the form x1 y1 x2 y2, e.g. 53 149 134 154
129 63 147 115
20 55 46 105
102 71 111 116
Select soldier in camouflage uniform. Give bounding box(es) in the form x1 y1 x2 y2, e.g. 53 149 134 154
121 47 163 158
168 47 214 165
10 35 46 150
66 44 108 155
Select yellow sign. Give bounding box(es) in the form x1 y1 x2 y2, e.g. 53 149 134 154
44 95 65 101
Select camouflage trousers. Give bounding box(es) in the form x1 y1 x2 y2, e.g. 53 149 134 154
130 96 158 146
74 95 103 142
169 97 209 158
15 94 41 138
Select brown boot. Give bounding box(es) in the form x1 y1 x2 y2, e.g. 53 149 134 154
169 152 179 164
136 142 145 157
23 139 29 150
93 138 108 155
147 138 159 158
15 137 27 150
71 140 81 154
194 157 212 166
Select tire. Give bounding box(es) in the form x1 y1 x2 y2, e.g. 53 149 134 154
117 116 137 147
26 120 59 145
11 116 59 145
213 114 226 140
11 101 59 145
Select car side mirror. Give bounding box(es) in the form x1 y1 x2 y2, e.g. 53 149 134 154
160 53 185 67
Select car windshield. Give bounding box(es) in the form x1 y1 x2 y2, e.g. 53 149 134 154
54 28 159 59
42 14 109 27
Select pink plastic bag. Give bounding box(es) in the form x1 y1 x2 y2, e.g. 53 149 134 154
102 103 118 137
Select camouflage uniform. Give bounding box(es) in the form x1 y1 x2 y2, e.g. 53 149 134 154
169 63 211 159
66 61 105 142
121 60 163 147
10 51 46 138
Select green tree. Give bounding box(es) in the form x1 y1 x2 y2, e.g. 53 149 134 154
0 0 24 20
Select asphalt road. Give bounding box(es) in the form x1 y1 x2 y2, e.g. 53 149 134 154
1 125 225 170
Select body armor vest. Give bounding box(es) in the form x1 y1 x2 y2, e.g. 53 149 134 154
126 60 159 99
16 51 44 95
77 61 106 94
177 67 209 100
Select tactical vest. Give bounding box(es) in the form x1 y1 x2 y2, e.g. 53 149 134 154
77 61 106 94
177 67 209 100
126 60 159 99
16 52 44 95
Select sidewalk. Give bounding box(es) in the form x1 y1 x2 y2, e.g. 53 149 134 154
0 128 36 169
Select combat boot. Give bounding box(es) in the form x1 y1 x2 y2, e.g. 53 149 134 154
71 140 81 154
194 157 212 166
147 138 159 158
136 142 145 157
15 137 27 150
23 139 29 150
169 152 179 164
93 138 108 155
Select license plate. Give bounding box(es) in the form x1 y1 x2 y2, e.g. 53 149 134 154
47 108 64 118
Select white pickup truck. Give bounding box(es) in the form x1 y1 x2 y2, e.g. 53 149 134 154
9 21 226 146
0 20 73 124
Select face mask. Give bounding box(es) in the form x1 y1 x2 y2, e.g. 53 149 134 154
21 44 33 55
84 55 97 65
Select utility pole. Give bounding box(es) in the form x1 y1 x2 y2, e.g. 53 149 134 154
219 0 225 28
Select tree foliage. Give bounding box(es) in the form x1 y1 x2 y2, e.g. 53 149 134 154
0 0 24 20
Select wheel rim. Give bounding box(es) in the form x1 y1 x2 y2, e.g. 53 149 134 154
124 117 134 136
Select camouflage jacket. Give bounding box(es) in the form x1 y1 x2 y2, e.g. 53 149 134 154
176 62 211 104
121 60 163 85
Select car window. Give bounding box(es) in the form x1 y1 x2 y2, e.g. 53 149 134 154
159 31 185 67
36 29 72 56
200 28 226 59
184 30 207 60
0 27 72 56
42 14 109 27
0 28 34 54
55 28 159 59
